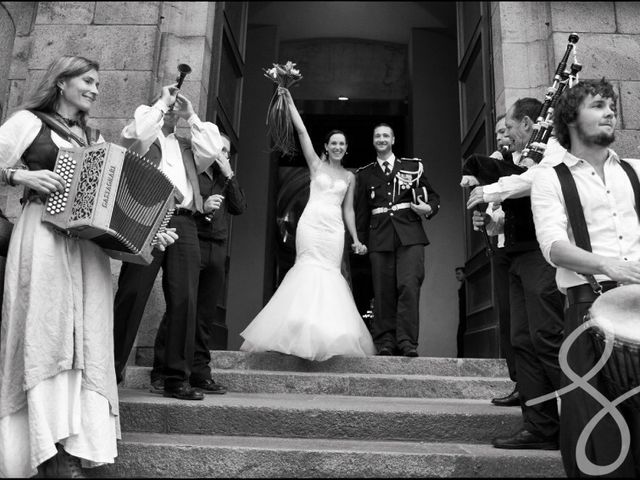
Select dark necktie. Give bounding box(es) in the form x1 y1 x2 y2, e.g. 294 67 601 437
382 161 391 175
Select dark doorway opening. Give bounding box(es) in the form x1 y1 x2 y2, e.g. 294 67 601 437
277 99 408 168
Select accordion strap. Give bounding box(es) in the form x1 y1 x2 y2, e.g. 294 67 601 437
21 111 101 207
28 110 100 148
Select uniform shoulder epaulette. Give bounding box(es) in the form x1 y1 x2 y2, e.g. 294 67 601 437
356 162 376 173
398 157 423 163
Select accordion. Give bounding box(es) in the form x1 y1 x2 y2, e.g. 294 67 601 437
42 142 179 265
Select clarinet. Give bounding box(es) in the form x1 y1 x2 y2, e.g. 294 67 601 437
168 63 192 112
519 33 581 166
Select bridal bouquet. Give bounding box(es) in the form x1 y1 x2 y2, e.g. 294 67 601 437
263 61 303 156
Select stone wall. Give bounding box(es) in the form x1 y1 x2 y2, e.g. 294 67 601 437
490 1 553 118
0 1 219 362
491 1 640 158
1 2 36 220
548 2 640 158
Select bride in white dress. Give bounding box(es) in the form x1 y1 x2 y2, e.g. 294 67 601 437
240 87 375 361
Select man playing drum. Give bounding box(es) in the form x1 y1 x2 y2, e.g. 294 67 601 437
531 78 640 477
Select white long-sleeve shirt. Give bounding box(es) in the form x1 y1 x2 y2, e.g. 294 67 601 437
530 149 640 292
120 100 223 208
481 137 567 203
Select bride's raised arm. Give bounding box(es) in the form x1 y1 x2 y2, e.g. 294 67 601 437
279 87 322 173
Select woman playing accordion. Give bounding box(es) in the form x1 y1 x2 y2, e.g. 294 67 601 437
0 55 175 477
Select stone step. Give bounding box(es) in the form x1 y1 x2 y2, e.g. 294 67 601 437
135 349 510 377
89 432 565 478
117 389 524 444
124 366 515 399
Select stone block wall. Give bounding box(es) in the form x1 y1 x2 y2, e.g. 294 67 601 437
1 2 36 219
0 1 219 362
492 1 640 158
549 2 640 158
2 1 219 198
490 1 552 117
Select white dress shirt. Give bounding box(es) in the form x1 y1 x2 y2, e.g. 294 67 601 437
530 149 640 292
120 99 223 209
474 202 505 248
156 130 193 210
377 154 396 173
482 137 567 203
485 203 506 248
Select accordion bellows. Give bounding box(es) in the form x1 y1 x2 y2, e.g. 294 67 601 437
42 142 178 265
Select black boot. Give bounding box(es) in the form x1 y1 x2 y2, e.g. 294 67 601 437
39 444 86 478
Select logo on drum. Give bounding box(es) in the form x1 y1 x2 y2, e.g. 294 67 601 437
526 315 640 477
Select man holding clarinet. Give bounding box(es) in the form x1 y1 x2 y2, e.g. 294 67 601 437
150 131 247 389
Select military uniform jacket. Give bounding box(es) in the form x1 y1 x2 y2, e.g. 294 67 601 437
355 158 440 252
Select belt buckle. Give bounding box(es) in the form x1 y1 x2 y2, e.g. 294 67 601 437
391 204 398 211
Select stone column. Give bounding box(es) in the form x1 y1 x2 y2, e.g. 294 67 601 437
156 1 217 136
490 1 552 116
125 0 219 362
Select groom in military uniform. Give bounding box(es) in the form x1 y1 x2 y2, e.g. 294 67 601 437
355 123 440 357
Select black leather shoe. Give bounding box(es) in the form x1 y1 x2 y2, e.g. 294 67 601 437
492 429 559 450
192 379 228 395
377 346 393 356
402 347 419 357
163 384 204 401
491 389 520 407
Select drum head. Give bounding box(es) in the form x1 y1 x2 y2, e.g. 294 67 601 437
590 284 640 345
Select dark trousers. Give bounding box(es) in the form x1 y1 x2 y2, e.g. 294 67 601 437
561 292 640 477
509 249 564 439
494 248 517 382
369 236 425 351
195 238 227 351
113 215 201 389
151 237 226 384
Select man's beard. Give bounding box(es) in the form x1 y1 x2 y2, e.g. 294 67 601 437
578 129 615 148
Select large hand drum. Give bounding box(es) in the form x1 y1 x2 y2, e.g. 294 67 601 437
588 284 640 410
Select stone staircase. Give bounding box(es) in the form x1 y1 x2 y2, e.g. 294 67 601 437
91 351 564 478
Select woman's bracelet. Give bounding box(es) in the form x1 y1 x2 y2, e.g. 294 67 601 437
1 167 18 186
7 168 17 187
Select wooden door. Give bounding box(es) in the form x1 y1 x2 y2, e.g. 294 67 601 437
456 1 499 357
205 1 248 349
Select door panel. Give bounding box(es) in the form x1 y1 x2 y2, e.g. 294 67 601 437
205 1 248 349
456 1 499 358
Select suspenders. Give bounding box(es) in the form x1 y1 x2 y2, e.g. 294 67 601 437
554 159 640 293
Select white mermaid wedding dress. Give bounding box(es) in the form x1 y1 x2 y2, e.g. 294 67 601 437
240 168 375 361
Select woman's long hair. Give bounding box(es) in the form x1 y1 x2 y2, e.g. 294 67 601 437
14 55 100 127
